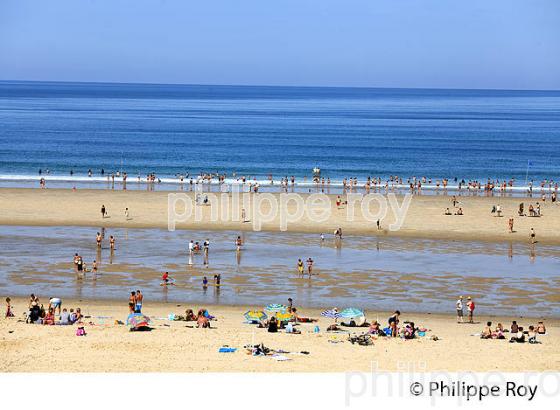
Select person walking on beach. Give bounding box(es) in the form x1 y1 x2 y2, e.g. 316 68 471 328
297 259 304 277
508 218 514 233
203 239 209 256
124 207 130 220
530 228 536 244
456 296 464 323
466 297 475 323
92 259 98 279
306 257 314 277
74 253 84 276
101 205 106 218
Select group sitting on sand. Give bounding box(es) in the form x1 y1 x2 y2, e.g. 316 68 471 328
444 207 463 215
172 308 216 328
18 294 84 325
480 320 546 344
326 310 429 341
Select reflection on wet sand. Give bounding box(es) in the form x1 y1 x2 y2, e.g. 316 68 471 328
0 225 558 317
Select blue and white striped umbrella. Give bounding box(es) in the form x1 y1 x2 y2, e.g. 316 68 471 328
321 309 340 319
338 308 365 318
265 304 287 313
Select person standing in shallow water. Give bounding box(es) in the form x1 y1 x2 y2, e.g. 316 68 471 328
297 259 304 277
306 257 314 277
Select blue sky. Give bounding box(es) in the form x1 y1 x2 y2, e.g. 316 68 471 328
1 0 559 89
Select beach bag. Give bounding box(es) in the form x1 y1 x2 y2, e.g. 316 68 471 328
76 327 86 336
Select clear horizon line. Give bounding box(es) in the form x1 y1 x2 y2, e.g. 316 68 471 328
1 78 559 93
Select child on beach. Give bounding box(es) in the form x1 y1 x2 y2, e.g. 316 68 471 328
466 297 475 323
5 297 14 318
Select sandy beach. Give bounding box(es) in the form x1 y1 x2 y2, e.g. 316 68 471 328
0 188 558 244
1 297 558 372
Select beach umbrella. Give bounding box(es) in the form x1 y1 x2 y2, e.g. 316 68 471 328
338 308 365 318
321 309 340 319
264 304 287 313
126 313 151 329
244 310 267 322
275 312 293 323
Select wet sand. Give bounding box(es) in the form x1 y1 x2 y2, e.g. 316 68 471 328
1 297 558 372
0 188 559 244
1 226 559 317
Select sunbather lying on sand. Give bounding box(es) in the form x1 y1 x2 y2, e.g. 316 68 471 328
290 308 317 323
173 309 197 321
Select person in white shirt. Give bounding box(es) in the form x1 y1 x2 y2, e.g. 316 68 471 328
188 240 194 255
456 296 464 323
49 297 62 315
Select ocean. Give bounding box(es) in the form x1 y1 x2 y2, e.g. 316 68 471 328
1 80 559 186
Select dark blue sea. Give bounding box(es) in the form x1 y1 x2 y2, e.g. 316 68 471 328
1 80 559 184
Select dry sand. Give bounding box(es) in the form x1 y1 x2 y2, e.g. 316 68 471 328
1 298 558 372
0 188 558 244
